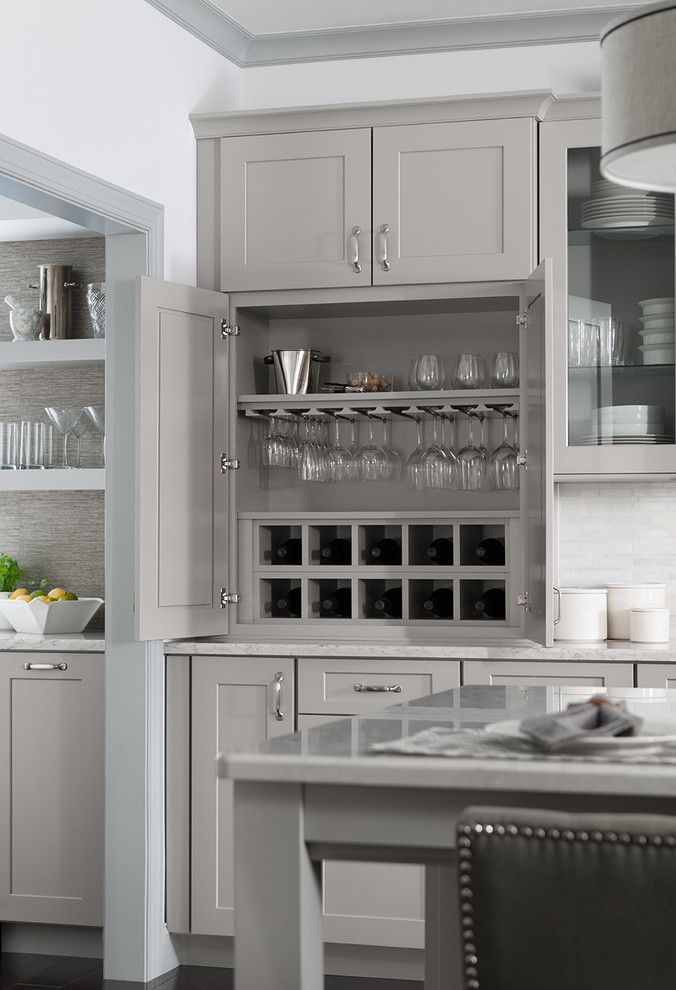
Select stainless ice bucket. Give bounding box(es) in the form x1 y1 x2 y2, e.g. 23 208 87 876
28 264 78 339
264 349 330 394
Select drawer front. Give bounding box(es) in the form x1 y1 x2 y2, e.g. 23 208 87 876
298 657 460 714
463 660 634 688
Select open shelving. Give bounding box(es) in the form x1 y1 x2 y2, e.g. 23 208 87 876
0 338 105 369
0 469 105 491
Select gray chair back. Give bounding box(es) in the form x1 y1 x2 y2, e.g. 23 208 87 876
457 806 676 990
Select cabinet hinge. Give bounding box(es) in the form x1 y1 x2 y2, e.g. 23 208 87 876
516 451 528 467
220 589 241 608
517 592 529 608
516 312 528 328
221 320 240 338
220 454 240 472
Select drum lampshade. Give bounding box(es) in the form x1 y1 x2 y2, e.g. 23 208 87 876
601 1 676 192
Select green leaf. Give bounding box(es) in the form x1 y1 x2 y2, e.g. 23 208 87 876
0 555 22 593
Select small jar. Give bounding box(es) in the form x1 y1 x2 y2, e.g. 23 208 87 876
630 607 670 644
606 583 666 640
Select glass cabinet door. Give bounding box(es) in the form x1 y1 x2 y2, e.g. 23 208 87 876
541 117 676 476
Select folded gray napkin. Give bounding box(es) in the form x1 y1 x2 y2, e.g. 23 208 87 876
520 698 643 752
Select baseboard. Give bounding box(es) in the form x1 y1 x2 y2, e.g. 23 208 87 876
0 924 103 958
170 934 424 982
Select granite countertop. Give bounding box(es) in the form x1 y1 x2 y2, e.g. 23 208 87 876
0 631 105 652
221 685 676 795
166 637 676 662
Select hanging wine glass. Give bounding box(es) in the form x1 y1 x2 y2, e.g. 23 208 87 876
405 416 426 489
358 416 389 481
488 406 519 491
381 416 402 481
457 408 487 491
328 417 353 482
421 412 450 489
440 412 459 489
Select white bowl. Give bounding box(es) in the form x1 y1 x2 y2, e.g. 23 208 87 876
639 316 675 329
0 597 104 635
594 422 665 437
639 297 675 309
639 344 676 365
639 302 676 317
595 404 664 425
639 331 675 346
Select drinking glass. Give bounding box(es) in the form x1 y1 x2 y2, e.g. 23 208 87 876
328 418 353 482
70 412 89 469
381 417 402 481
488 409 519 491
414 355 445 391
421 413 451 489
84 406 105 467
19 421 45 470
45 407 82 469
405 418 426 489
43 423 57 469
454 354 484 389
358 417 389 481
0 422 17 469
489 352 519 388
457 410 486 491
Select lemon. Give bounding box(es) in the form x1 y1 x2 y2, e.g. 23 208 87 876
61 591 78 601
48 588 67 600
17 595 32 603
34 596 52 604
9 588 28 600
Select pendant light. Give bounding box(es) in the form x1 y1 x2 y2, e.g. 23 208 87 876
601 1 676 192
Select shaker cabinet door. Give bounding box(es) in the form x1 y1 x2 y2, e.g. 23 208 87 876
372 118 536 285
0 652 104 925
220 129 372 291
136 277 230 641
191 656 295 936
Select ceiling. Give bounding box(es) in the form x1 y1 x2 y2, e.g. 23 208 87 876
146 0 646 66
0 195 100 242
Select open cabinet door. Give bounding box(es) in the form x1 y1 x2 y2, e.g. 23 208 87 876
521 259 555 646
136 278 230 640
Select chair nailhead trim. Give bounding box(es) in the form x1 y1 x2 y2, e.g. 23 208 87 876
456 820 676 990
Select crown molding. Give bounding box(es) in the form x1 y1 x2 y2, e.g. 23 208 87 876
145 0 629 67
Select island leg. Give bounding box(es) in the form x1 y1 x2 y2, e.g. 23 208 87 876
234 781 323 990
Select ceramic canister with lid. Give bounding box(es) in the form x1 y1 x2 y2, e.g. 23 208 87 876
606 583 666 640
630 607 670 644
553 587 608 642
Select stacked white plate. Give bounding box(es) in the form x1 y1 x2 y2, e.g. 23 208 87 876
581 404 674 445
581 179 674 232
638 297 675 365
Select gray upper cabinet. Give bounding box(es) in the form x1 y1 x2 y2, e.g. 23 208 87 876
220 129 372 291
136 277 231 641
0 652 104 925
372 118 536 285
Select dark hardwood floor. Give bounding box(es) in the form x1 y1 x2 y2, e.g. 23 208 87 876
0 954 421 990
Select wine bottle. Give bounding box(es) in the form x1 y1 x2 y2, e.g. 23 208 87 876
320 538 351 565
320 586 352 618
368 538 402 565
275 586 302 618
267 538 302 565
423 587 453 618
474 538 505 566
374 587 403 618
426 537 453 565
474 587 506 620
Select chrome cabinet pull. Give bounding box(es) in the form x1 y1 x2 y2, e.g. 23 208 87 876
23 662 68 671
553 586 562 626
272 671 285 721
349 226 362 273
378 224 391 272
353 682 402 693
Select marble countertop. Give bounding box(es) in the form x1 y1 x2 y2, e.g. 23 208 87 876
0 631 104 652
222 685 676 796
166 636 676 662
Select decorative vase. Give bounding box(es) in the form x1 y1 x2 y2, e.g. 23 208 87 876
86 282 105 339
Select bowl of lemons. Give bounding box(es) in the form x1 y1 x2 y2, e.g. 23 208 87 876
0 587 104 635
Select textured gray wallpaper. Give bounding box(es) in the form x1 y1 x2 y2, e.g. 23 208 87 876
0 236 105 342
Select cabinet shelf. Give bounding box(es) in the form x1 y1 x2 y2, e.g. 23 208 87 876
0 469 105 491
237 388 520 413
0 339 105 369
568 364 674 375
568 225 674 246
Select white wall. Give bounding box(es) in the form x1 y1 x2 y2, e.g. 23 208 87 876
0 0 242 282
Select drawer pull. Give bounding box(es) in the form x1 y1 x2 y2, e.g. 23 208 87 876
378 224 391 272
353 682 402 693
349 225 362 274
272 671 285 721
23 662 68 671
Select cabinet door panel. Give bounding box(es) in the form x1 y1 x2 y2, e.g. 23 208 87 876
463 660 633 688
221 129 372 290
373 118 535 285
0 653 103 925
636 664 676 688
136 278 230 640
191 657 294 936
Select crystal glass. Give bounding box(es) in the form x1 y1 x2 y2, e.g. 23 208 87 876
19 421 45 470
0 422 17 469
45 407 83 469
489 410 519 491
84 406 105 467
328 418 353 482
440 413 459 487
381 417 403 481
298 416 330 482
454 354 484 389
86 282 106 339
358 417 389 481
70 412 89 469
263 415 285 468
405 418 426 489
489 352 519 388
457 410 487 491
421 414 452 489
414 355 445 391
43 423 57 469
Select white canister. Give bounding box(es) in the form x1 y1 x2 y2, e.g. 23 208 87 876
606 583 666 640
630 607 671 644
0 591 14 632
553 587 608 642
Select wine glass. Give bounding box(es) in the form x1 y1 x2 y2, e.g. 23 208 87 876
457 409 487 491
454 354 484 389
405 417 426 489
45 406 83 469
70 410 90 469
358 417 389 481
328 417 353 482
381 417 402 481
488 407 519 491
84 406 105 467
440 413 459 488
414 355 445 391
421 413 451 489
489 352 519 388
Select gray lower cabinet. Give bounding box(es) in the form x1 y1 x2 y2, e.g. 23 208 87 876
636 664 676 688
190 656 295 936
463 660 634 688
0 651 104 925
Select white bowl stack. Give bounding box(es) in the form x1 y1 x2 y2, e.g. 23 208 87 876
590 404 672 444
582 179 674 233
638 297 675 365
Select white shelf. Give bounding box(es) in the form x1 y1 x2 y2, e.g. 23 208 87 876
238 388 520 413
0 339 105 369
0 469 104 491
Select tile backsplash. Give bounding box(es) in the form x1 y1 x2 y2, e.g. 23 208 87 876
558 483 676 632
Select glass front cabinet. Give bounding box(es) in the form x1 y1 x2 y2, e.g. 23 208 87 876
541 114 676 477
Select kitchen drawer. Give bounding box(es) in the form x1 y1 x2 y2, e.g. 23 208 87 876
463 660 634 688
297 657 460 715
636 664 676 689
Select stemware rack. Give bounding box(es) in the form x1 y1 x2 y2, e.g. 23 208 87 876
237 387 520 415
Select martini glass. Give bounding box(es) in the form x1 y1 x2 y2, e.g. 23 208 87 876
71 410 90 469
44 406 83 469
84 405 105 467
